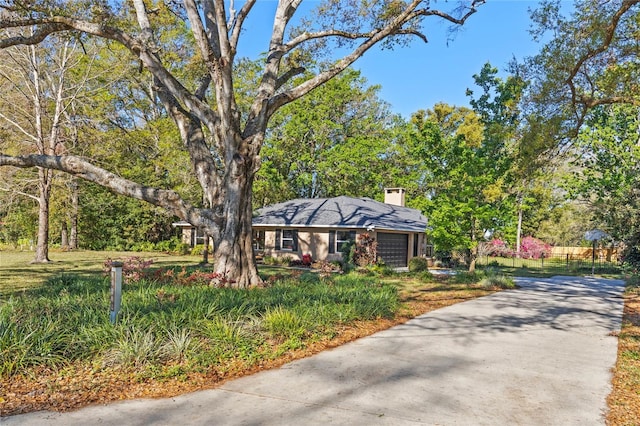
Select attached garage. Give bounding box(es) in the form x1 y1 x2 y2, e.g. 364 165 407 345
377 232 409 268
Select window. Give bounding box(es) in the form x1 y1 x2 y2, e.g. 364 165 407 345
253 230 265 251
329 230 356 254
336 231 355 252
282 230 296 251
275 229 298 251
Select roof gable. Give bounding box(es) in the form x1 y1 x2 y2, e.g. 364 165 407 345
253 196 427 233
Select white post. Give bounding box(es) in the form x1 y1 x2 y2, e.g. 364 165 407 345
110 261 123 324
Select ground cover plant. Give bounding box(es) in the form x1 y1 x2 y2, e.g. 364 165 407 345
0 253 498 415
0 267 405 415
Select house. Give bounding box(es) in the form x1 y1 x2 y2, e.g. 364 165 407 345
171 221 214 248
172 188 431 268
252 188 430 268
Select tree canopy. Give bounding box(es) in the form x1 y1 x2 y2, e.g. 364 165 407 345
0 0 485 286
524 0 640 138
255 68 394 206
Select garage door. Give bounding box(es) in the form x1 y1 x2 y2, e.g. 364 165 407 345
377 233 408 268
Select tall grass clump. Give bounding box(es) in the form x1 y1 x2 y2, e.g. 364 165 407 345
103 326 164 368
198 315 263 362
1 270 399 379
452 271 480 284
263 306 305 340
0 275 110 376
479 268 516 289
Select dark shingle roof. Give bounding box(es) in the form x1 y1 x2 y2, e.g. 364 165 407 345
252 196 427 233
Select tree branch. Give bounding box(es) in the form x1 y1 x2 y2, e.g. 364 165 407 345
0 153 212 228
0 110 38 143
228 0 257 52
0 15 221 133
0 185 39 202
280 0 484 54
565 0 640 108
266 0 484 116
275 66 306 90
0 23 70 48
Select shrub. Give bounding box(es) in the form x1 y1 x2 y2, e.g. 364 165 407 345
150 267 232 287
479 269 516 289
311 260 343 280
352 233 378 267
368 263 395 277
626 274 640 292
190 244 206 256
290 254 313 268
130 241 156 252
263 255 278 266
408 257 429 273
175 243 192 255
103 256 154 283
341 240 356 265
486 239 514 257
620 235 640 272
434 251 453 267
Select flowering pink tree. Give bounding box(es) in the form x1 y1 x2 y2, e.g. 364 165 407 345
487 239 513 257
520 236 552 259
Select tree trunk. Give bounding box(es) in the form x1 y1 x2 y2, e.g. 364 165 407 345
516 204 523 258
61 221 69 249
201 231 210 264
468 247 477 273
69 179 79 249
468 217 477 273
33 168 51 263
211 174 261 288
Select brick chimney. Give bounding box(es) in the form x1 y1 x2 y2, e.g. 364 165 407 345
384 188 406 207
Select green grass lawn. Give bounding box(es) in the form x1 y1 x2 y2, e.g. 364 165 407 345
0 250 199 298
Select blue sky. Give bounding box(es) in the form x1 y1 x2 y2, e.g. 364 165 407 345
355 1 545 117
238 1 549 118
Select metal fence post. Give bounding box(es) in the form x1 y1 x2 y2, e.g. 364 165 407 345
110 261 123 324
592 240 596 275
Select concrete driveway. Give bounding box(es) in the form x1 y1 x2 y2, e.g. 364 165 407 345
2 275 625 425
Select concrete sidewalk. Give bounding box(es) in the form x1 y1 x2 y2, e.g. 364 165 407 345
2 275 625 425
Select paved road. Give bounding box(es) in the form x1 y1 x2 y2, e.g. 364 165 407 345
2 275 625 425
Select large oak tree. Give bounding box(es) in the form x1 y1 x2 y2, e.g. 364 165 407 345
0 0 484 287
524 0 640 263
